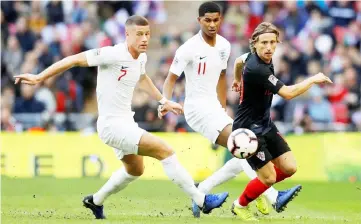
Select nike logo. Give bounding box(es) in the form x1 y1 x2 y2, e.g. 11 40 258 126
200 56 207 60
121 66 129 70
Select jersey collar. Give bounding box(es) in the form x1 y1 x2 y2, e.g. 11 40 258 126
255 52 272 65
124 41 139 60
198 30 217 47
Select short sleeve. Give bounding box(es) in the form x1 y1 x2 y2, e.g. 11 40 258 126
262 72 284 94
169 45 190 76
221 42 231 70
140 53 147 75
239 52 250 63
85 46 118 66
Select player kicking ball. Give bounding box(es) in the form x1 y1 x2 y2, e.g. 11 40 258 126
14 15 229 219
161 2 280 218
230 22 333 221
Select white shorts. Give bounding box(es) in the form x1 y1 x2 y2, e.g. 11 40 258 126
97 116 144 160
185 103 233 144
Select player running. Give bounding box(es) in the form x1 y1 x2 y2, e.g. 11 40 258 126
14 15 229 219
230 22 333 221
161 2 283 218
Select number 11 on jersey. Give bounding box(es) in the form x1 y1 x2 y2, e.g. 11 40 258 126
197 62 206 75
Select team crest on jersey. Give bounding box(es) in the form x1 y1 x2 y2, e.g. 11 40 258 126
256 151 265 161
219 50 226 60
268 74 278 86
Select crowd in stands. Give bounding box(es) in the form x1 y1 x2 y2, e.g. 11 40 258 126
1 1 361 134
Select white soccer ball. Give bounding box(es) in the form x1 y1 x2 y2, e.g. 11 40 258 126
227 128 258 159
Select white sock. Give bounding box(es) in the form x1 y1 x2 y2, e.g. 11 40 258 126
263 187 278 204
161 154 205 207
233 199 244 208
239 159 257 179
198 158 244 194
239 159 278 204
93 167 138 205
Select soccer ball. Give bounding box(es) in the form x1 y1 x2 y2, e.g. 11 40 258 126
227 128 258 159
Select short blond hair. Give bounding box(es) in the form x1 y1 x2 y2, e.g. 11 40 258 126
249 22 281 53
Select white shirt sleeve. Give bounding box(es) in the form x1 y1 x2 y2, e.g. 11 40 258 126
140 53 147 75
221 42 231 70
85 46 118 66
239 52 250 63
169 45 190 76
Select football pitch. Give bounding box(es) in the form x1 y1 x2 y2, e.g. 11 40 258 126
2 177 361 224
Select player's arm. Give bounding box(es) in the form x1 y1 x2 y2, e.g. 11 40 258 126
162 46 188 100
163 72 179 100
216 42 232 108
138 74 183 115
15 53 88 85
158 45 189 117
139 74 165 103
232 53 248 92
217 70 227 109
278 73 333 100
14 47 116 85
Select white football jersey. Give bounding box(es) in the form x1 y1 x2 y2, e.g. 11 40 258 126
170 31 231 106
85 43 147 117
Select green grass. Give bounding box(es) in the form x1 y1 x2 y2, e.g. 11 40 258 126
2 177 361 224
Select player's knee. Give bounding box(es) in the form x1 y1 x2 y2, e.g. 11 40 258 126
227 158 244 175
130 166 144 176
154 145 174 160
284 165 297 176
126 165 144 176
261 174 277 186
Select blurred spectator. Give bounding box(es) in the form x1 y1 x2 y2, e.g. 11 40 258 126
28 1 46 35
14 85 45 113
71 1 89 24
275 1 309 39
1 1 18 23
3 35 23 75
1 106 22 132
15 16 36 52
1 9 9 50
1 1 360 134
307 86 334 123
35 80 57 116
46 1 64 25
329 1 357 27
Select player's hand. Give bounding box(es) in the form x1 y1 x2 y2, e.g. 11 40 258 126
158 100 183 119
14 74 41 85
311 73 333 85
157 105 166 119
231 80 241 92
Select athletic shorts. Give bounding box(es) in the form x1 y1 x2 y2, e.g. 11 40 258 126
185 103 233 144
97 116 144 160
246 124 291 170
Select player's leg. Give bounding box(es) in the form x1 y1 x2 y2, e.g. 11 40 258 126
83 118 146 219
266 129 301 213
197 124 244 193
138 131 228 214
232 160 275 221
83 155 143 219
92 155 144 205
268 127 297 181
197 123 276 214
217 124 278 204
272 151 297 182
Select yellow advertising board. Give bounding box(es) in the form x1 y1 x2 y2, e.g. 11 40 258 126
1 132 360 181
